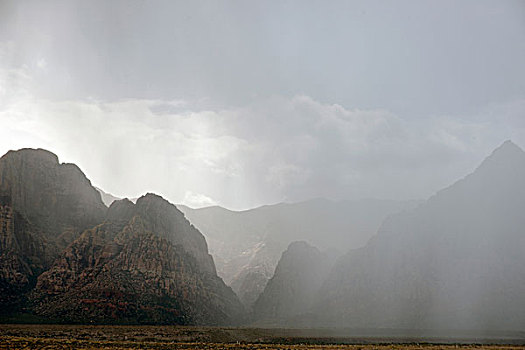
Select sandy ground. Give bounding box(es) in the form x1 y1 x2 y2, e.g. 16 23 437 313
0 324 523 349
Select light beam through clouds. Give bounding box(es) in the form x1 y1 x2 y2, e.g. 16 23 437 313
1 1 525 209
1 61 524 209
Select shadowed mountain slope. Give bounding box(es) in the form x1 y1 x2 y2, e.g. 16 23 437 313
32 194 245 325
253 241 335 324
312 141 525 330
0 149 106 311
178 198 418 308
0 148 245 325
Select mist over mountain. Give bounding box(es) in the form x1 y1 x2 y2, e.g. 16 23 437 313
0 148 244 325
253 241 335 324
1 1 525 341
96 189 417 309
257 141 525 330
177 198 418 308
95 187 122 207
1 141 524 331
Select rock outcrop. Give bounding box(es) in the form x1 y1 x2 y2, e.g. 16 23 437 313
0 149 106 311
31 194 244 325
0 148 245 325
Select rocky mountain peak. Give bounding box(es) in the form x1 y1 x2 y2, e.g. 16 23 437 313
253 241 334 323
422 140 525 215
0 148 106 239
106 198 136 230
1 148 245 324
132 193 216 274
491 139 523 155
32 190 244 325
108 198 135 214
0 148 107 311
474 140 525 176
135 193 185 224
285 240 318 254
2 148 59 165
314 142 525 330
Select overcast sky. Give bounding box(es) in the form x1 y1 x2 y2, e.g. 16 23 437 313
1 0 525 209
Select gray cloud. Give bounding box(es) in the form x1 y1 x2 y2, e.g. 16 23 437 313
1 0 524 116
1 60 524 209
1 1 525 209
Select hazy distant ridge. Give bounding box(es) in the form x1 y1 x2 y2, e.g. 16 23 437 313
178 198 418 308
254 141 525 330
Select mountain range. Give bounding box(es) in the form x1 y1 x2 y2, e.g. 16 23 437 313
253 141 525 331
172 199 418 308
98 189 418 310
1 141 524 330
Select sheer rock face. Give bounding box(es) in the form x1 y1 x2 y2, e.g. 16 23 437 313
253 241 334 324
32 196 245 325
0 149 106 241
0 148 244 325
0 149 106 310
314 141 525 330
133 194 216 275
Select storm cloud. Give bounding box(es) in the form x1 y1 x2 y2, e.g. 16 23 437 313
1 0 525 209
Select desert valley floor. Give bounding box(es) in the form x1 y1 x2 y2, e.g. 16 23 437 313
0 324 524 350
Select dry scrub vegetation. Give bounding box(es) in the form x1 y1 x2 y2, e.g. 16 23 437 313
0 325 523 350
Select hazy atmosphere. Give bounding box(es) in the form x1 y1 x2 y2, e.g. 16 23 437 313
1 0 525 209
1 1 525 345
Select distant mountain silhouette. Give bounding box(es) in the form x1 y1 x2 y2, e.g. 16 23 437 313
250 141 525 330
95 187 122 207
253 241 335 324
311 140 525 330
0 148 244 325
178 198 418 309
8 140 522 329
